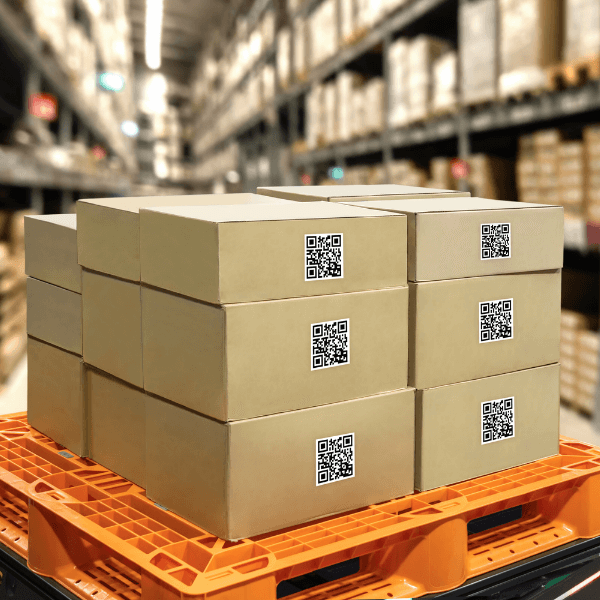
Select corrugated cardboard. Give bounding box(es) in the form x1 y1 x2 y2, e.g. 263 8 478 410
82 269 143 388
342 197 564 281
27 277 82 355
87 368 146 488
77 193 294 281
27 337 87 457
24 214 81 293
142 286 408 421
257 184 470 202
146 388 415 541
416 364 559 491
139 202 407 304
410 271 561 389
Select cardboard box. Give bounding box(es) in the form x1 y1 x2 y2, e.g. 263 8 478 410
77 193 293 282
140 202 407 304
82 270 143 388
24 214 81 293
87 368 146 488
146 388 415 540
27 278 82 355
415 364 559 491
342 198 563 281
27 337 87 456
142 286 408 421
257 184 470 202
409 271 561 389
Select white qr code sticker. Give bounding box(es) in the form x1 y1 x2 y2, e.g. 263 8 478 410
311 319 350 370
482 398 515 444
481 223 511 260
317 433 355 486
479 298 513 343
305 233 344 281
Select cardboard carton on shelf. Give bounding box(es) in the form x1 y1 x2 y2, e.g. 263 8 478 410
416 364 559 491
139 202 407 304
409 270 561 389
87 367 146 488
76 193 294 282
27 337 87 457
341 197 564 282
146 388 416 541
257 184 470 203
142 285 408 421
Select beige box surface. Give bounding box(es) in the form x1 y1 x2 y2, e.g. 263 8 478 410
410 271 561 389
140 202 407 304
343 197 563 281
146 388 415 541
82 270 142 388
24 214 81 293
142 286 408 421
87 368 146 488
77 193 293 281
27 337 87 456
257 184 470 202
27 277 82 354
416 364 559 491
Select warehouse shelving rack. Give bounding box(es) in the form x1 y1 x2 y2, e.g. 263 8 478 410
0 0 135 212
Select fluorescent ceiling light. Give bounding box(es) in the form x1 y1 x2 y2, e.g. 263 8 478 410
145 0 164 70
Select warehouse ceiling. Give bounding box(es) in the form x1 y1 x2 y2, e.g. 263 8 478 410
127 0 247 82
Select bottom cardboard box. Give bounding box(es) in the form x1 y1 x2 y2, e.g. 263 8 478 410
87 367 146 488
27 336 87 456
416 364 559 491
146 388 415 541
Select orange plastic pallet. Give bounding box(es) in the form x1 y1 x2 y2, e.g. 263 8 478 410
2 415 600 599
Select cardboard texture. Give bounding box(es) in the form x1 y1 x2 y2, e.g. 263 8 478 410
146 388 415 541
142 286 408 421
27 337 87 457
342 198 564 281
416 364 560 491
77 193 294 281
410 271 561 389
139 202 407 304
24 214 81 293
87 368 146 488
257 184 470 202
27 277 82 355
82 269 143 388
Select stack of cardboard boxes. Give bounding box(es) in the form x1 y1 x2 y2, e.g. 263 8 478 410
260 189 563 492
26 184 564 543
585 125 600 223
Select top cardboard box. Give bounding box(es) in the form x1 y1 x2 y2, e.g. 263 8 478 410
139 202 407 304
257 184 471 203
342 197 564 281
25 214 81 293
77 193 294 281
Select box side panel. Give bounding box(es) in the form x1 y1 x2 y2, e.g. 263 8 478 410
141 287 226 420
27 337 86 456
27 278 82 355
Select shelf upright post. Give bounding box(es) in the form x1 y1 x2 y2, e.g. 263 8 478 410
30 188 43 214
23 65 41 129
60 190 74 214
457 0 471 194
289 94 301 184
58 106 73 148
382 31 393 182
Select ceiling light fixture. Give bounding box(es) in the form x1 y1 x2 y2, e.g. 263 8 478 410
145 0 164 70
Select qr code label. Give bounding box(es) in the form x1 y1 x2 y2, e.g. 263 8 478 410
305 234 343 281
482 398 515 444
316 433 355 486
481 223 511 260
311 319 350 370
479 299 513 343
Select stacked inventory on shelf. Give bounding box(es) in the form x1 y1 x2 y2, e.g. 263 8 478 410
560 310 599 414
261 188 563 492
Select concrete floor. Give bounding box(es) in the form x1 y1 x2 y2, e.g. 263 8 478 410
3 356 600 446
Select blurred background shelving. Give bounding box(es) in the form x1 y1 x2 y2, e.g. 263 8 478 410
1 0 600 435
